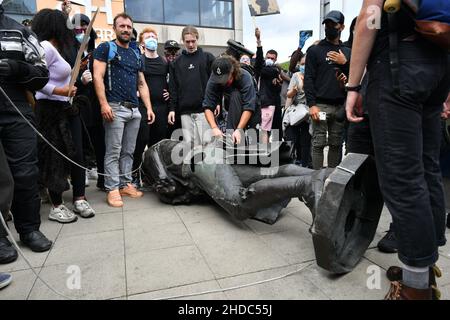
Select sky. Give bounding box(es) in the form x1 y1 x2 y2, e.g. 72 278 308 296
242 0 361 63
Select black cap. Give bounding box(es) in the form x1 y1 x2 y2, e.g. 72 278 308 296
322 10 345 24
164 40 180 50
210 57 232 85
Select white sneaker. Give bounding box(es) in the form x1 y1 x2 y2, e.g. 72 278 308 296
49 205 78 224
85 174 90 187
87 168 98 180
73 200 95 218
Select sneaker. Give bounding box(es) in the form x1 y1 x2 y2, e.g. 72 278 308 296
0 273 12 290
49 205 78 224
73 200 95 218
377 223 397 253
107 189 123 207
120 183 143 198
85 174 90 187
87 168 98 180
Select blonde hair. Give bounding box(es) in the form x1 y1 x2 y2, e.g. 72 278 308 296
139 27 158 44
181 25 199 41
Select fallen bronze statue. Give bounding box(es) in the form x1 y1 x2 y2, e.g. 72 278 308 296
142 139 384 274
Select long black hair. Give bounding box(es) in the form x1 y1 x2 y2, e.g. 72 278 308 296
31 9 75 62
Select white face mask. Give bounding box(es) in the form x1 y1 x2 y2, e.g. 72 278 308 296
265 59 274 67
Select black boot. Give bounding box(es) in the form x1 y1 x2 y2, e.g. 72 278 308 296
20 231 52 252
0 237 18 264
377 223 398 253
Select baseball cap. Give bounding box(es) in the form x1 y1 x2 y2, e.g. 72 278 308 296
322 10 345 24
210 57 232 85
164 40 180 50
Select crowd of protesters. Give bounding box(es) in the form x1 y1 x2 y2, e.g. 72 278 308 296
0 0 449 300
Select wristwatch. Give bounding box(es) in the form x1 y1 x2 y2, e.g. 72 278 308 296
345 83 362 92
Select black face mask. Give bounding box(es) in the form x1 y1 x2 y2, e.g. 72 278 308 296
325 27 340 41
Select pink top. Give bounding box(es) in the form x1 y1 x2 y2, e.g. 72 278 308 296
36 41 72 102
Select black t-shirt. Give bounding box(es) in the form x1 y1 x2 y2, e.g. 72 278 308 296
369 8 415 62
143 55 169 106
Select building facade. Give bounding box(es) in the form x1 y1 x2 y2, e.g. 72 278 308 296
3 0 244 55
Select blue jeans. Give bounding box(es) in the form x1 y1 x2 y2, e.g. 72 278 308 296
367 39 448 267
103 103 141 191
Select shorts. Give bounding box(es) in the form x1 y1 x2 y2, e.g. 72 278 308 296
261 105 275 131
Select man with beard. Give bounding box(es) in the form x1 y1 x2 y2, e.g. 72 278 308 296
93 13 155 207
304 10 350 170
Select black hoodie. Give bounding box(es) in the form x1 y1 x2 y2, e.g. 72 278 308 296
0 5 49 103
304 39 351 107
168 48 215 115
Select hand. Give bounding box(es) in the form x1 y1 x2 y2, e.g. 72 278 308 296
101 104 114 122
255 28 261 41
309 106 321 122
81 69 92 85
212 127 223 138
214 105 221 117
168 111 176 125
62 0 72 15
147 109 156 124
163 89 170 101
232 129 242 145
56 85 77 97
346 91 364 123
327 50 347 65
336 71 347 89
442 97 450 120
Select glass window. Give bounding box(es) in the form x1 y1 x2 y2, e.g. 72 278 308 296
2 0 36 23
164 0 199 25
125 0 164 23
200 0 233 28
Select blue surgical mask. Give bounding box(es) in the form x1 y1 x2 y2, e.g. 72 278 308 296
299 65 305 74
145 38 158 51
75 33 88 44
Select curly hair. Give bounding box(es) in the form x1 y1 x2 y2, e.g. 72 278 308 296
31 9 75 61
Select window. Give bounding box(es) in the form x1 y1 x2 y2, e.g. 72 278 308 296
2 0 36 23
200 0 233 28
125 0 164 24
124 0 234 29
164 0 199 25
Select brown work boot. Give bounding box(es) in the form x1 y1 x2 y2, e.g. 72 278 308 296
386 265 442 300
119 183 143 198
384 281 432 300
107 189 123 207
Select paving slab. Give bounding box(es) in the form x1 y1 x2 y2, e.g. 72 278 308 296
0 269 39 300
126 245 215 295
195 234 289 279
217 263 329 300
28 255 126 300
45 230 124 266
128 280 227 300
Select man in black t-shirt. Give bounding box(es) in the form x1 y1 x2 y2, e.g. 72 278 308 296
132 27 171 187
346 0 449 300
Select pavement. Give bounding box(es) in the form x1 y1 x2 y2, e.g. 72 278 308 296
0 178 449 300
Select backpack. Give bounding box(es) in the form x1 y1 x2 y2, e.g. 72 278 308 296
106 41 142 91
384 0 450 49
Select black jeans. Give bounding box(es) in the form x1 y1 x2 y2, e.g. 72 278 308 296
0 102 41 235
49 114 85 205
367 39 449 267
133 104 169 174
284 121 312 167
